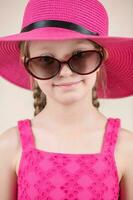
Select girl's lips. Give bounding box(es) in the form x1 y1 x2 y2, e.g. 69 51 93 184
54 81 81 88
54 81 81 86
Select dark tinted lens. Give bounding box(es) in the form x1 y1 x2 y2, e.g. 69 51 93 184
70 51 101 74
25 50 102 79
27 56 59 79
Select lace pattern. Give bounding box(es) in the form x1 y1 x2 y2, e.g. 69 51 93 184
17 118 120 200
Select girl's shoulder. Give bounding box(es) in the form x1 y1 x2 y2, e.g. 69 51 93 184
117 128 133 168
118 128 133 199
0 126 19 147
120 127 133 162
119 128 133 154
0 126 19 199
0 126 20 168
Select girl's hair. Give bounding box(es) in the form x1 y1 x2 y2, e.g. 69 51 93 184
19 40 107 116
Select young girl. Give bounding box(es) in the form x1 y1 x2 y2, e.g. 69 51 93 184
0 0 133 200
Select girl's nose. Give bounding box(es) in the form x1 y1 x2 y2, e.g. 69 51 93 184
58 62 74 77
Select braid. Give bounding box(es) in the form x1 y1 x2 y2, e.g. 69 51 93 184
92 85 100 109
91 70 101 109
32 81 47 116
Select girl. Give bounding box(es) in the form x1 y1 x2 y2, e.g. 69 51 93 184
0 0 133 200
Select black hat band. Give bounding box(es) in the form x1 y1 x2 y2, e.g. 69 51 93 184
21 20 99 36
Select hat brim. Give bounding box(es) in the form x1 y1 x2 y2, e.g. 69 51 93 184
0 27 133 98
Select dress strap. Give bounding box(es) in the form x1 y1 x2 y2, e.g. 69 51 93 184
102 118 121 155
17 119 35 151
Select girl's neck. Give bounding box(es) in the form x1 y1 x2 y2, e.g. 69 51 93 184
33 100 106 134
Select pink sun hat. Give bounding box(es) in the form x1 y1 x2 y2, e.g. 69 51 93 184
0 0 133 99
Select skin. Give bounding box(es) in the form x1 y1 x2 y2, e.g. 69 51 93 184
29 39 105 132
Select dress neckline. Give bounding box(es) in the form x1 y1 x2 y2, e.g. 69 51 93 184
27 117 111 157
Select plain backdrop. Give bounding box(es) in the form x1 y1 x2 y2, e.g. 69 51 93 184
0 0 133 134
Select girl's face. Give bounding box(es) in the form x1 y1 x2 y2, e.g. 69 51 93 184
29 39 100 105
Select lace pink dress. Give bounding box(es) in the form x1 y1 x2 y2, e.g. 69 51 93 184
17 117 120 200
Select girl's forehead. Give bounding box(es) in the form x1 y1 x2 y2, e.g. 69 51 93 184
29 39 96 50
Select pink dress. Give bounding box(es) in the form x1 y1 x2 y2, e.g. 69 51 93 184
17 117 120 200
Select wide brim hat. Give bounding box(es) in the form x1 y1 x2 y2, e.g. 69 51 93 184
0 0 133 99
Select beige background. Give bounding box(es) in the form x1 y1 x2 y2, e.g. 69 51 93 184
0 0 133 133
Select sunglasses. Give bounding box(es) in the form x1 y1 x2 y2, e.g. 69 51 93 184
24 49 104 80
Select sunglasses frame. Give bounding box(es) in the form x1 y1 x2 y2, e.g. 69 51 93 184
24 48 105 80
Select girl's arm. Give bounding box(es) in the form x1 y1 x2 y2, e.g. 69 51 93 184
0 127 19 200
119 129 133 200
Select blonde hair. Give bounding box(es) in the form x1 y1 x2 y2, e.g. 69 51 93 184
19 40 107 116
